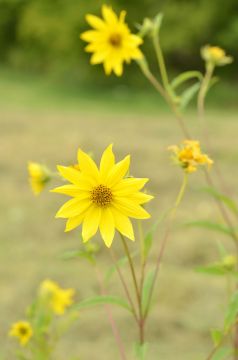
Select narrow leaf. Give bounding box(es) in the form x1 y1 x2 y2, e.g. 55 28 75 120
180 82 200 110
143 209 170 260
201 187 238 216
171 71 202 89
74 296 132 312
142 270 156 315
225 290 238 331
211 346 232 360
186 220 234 237
196 264 226 276
211 329 223 346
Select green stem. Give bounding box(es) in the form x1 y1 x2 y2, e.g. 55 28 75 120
119 233 145 344
120 233 140 307
110 249 140 324
94 265 127 360
152 32 169 90
137 58 191 139
144 174 188 319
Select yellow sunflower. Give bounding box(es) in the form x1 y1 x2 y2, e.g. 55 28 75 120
80 5 143 76
40 279 75 315
201 45 233 67
52 145 153 247
9 321 33 346
169 140 213 173
28 162 50 195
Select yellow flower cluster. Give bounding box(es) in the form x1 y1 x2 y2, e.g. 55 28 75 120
28 162 50 195
9 321 33 346
40 279 75 315
52 145 153 247
81 5 143 76
169 140 213 173
201 45 233 67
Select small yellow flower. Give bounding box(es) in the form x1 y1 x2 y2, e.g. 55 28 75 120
40 279 75 315
28 162 50 195
201 45 233 66
80 5 143 76
169 140 213 173
9 321 33 346
222 255 237 271
51 144 153 247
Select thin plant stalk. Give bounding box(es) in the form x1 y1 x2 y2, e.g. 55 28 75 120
119 233 145 345
144 173 188 319
94 265 127 360
110 249 140 324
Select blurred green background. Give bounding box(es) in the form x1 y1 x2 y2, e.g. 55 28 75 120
0 0 237 90
0 0 238 359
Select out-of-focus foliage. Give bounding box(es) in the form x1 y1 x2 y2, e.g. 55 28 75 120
0 0 237 86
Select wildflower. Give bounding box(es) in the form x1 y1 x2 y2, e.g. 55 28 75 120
80 5 143 76
52 144 153 247
169 140 213 173
201 45 233 67
222 255 237 271
28 162 50 195
40 279 75 315
9 321 33 346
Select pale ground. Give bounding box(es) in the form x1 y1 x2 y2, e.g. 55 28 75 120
0 81 238 359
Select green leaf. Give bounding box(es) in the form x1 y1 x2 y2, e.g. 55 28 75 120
171 71 202 89
211 346 232 360
201 187 238 216
196 264 227 276
211 329 223 346
143 209 170 260
60 249 95 264
185 220 234 237
180 82 200 110
142 270 155 315
134 342 148 360
74 296 132 312
225 290 238 331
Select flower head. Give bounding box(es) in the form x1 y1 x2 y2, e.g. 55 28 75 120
52 145 153 247
80 5 143 76
222 255 237 271
201 45 233 67
28 162 50 195
40 279 75 315
9 321 33 346
169 140 213 173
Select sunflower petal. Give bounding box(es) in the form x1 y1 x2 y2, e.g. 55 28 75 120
56 198 91 218
112 178 149 193
65 214 85 232
102 5 118 24
51 184 90 197
86 14 106 30
106 155 130 187
82 206 101 242
77 148 100 181
114 198 150 219
100 208 115 247
100 144 115 179
111 207 134 240
127 192 154 204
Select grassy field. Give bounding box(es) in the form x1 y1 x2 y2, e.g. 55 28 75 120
1 69 238 359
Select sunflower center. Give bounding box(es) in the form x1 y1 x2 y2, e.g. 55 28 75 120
91 184 113 207
109 33 122 47
19 326 28 336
